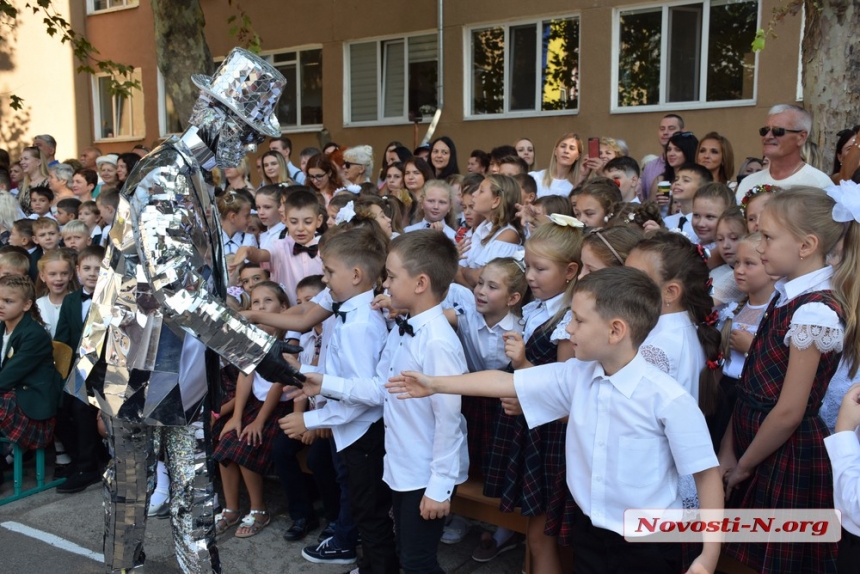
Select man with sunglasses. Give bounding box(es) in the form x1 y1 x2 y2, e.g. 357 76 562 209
736 104 832 200
66 48 305 574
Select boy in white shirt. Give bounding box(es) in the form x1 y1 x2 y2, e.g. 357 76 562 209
824 382 860 571
280 227 397 571
664 164 713 243
295 229 469 573
388 266 724 574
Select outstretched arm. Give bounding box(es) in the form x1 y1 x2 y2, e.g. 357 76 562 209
386 369 515 400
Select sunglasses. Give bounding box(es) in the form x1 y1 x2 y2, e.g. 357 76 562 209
759 126 804 137
342 162 355 169
307 173 328 181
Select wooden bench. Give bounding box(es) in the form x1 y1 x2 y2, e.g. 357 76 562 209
451 477 528 534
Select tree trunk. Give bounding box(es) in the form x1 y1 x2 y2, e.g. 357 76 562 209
151 0 213 131
802 0 860 170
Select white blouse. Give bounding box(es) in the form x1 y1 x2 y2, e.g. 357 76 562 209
461 221 521 269
529 170 574 198
775 266 844 354
640 311 706 402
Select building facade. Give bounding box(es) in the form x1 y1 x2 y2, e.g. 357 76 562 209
74 0 804 173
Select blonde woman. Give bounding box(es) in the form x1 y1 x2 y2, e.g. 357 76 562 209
528 133 584 198
18 146 49 214
260 151 292 186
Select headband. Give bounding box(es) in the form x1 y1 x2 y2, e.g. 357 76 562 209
589 229 623 265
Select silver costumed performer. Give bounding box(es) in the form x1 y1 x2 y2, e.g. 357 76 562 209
66 48 304 573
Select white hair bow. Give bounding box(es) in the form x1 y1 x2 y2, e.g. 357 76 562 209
512 249 526 273
548 213 585 228
335 201 356 225
825 181 860 224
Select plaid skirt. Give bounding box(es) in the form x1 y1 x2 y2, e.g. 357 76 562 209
212 395 291 476
462 395 497 478
0 390 55 450
725 399 837 573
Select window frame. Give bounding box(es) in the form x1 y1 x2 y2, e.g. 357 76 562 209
91 70 144 143
87 0 138 16
343 31 438 127
610 0 761 114
463 14 581 121
259 45 325 134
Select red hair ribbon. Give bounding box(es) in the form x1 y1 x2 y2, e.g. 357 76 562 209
703 310 719 327
696 244 710 262
707 353 724 371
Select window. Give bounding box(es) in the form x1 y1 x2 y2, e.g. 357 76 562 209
92 70 144 141
268 48 323 130
88 0 137 14
467 16 580 118
613 0 759 111
346 34 438 125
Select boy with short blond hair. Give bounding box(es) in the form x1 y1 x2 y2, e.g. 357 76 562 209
0 249 31 277
61 220 92 252
297 229 469 573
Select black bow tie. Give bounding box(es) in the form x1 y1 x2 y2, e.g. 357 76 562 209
395 316 414 337
425 222 431 228
331 301 348 322
81 291 92 301
293 243 319 258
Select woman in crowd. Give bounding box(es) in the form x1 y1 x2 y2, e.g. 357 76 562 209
514 138 536 170
529 132 584 198
649 131 699 199
47 163 76 204
18 146 49 213
261 151 292 187
224 158 254 193
697 132 735 185
342 145 374 185
430 136 459 179
305 153 343 205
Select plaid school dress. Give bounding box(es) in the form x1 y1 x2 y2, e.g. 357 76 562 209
483 316 574 540
0 391 55 450
726 291 840 573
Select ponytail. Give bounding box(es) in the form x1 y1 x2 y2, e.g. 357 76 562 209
834 220 860 377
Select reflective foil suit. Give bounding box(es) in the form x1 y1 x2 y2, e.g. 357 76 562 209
66 48 287 573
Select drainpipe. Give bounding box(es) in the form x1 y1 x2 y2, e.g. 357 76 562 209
421 0 443 145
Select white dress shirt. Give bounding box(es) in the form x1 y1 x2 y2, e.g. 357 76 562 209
522 292 566 343
221 229 258 255
663 212 700 243
404 219 457 240
824 429 860 536
515 354 718 535
303 290 388 451
321 304 469 502
640 311 705 402
259 222 286 251
457 302 523 372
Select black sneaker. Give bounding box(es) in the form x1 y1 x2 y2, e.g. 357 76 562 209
56 470 102 493
301 537 357 565
283 517 320 542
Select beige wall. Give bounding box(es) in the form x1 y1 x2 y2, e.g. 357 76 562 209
84 0 805 176
0 0 90 162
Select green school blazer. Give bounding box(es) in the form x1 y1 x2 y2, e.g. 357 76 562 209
0 313 63 420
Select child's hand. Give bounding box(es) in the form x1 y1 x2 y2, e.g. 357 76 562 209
501 397 523 416
642 219 661 233
301 429 319 445
654 189 671 210
717 448 737 488
456 236 472 259
227 248 247 275
723 463 752 501
316 428 333 439
503 331 527 369
686 555 717 574
219 417 241 441
729 330 754 354
279 411 308 439
239 418 264 446
835 382 860 433
387 371 434 399
429 221 445 232
284 372 323 400
419 496 451 520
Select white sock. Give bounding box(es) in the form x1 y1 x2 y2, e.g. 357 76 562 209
55 441 71 465
150 461 170 507
493 526 514 546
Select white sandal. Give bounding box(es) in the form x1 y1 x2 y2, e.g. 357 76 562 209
215 509 240 535
235 509 271 538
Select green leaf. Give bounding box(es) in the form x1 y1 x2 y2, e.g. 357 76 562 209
751 28 766 52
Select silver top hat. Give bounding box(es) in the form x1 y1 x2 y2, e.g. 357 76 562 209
191 47 286 138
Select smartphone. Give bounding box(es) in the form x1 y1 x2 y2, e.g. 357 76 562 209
588 137 600 159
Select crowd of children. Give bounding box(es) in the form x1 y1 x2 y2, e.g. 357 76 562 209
4 131 860 574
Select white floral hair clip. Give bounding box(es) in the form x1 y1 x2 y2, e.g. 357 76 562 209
825 181 860 224
548 213 584 228
512 249 526 273
346 184 362 195
335 201 356 225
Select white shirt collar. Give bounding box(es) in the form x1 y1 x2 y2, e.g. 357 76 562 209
336 289 374 313
544 292 566 318
589 353 648 399
775 266 833 303
405 304 444 334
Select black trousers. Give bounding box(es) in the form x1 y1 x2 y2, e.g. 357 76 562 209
272 430 339 522
342 420 398 574
572 506 683 574
391 487 447 574
54 393 106 473
838 528 860 574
